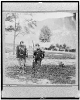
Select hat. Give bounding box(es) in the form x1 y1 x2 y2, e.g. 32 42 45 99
20 41 24 44
35 43 40 46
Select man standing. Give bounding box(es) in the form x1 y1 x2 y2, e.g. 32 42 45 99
16 41 28 69
33 43 45 67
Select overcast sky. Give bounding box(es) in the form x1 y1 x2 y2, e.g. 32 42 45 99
5 12 77 48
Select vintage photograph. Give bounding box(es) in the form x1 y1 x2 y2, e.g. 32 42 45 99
4 12 77 85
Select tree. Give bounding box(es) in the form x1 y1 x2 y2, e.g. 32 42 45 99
56 43 60 48
39 26 51 42
5 13 22 54
5 13 37 54
49 44 55 50
24 19 37 34
59 45 63 51
63 43 66 49
56 43 60 51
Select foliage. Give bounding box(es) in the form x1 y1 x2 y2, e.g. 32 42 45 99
39 26 52 42
56 43 60 48
5 13 16 22
44 43 76 52
5 25 14 32
5 22 22 32
5 13 37 35
5 13 20 32
27 19 37 29
63 43 66 49
48 45 55 50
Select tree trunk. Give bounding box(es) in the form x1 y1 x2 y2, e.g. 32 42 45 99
13 13 16 55
13 31 16 55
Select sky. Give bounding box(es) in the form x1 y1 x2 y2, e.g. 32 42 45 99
5 12 77 48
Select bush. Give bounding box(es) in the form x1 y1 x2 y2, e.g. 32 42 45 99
69 49 76 52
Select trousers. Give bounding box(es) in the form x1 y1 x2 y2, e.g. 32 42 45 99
18 57 26 67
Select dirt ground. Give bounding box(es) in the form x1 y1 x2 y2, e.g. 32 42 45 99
4 51 76 85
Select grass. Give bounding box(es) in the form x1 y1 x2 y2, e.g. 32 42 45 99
5 63 76 84
45 52 75 59
4 49 76 85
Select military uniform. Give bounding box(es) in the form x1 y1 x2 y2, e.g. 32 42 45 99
33 48 45 66
16 44 28 67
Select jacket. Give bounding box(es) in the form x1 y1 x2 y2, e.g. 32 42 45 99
16 45 28 58
33 48 45 60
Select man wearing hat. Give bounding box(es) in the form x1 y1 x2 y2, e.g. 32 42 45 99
16 41 28 69
33 43 45 67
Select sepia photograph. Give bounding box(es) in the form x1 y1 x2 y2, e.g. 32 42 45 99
4 12 77 85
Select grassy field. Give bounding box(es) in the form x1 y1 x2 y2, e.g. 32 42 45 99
4 49 76 85
5 63 75 84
